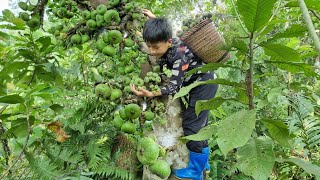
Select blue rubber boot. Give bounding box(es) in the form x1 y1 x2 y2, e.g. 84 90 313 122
173 150 208 180
202 147 210 174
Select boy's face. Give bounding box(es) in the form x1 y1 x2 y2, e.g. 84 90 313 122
146 39 172 59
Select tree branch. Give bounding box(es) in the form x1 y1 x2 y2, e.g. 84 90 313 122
311 10 320 21
298 0 320 54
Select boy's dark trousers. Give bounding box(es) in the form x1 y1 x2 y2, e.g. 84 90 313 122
181 72 218 153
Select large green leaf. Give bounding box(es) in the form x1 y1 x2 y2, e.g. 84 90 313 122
237 137 275 180
261 43 301 62
36 36 52 52
1 9 25 28
173 79 244 100
277 158 320 176
265 60 320 78
237 0 278 33
180 124 218 142
186 63 238 77
261 119 295 148
217 110 256 156
0 94 24 104
268 24 308 42
195 97 239 116
286 0 320 12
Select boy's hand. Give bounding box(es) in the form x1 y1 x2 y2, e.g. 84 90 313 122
142 9 156 19
130 84 154 97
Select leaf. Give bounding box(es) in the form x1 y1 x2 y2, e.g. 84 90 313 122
229 39 248 53
36 36 52 52
0 31 10 40
237 0 278 32
195 97 238 116
277 158 320 176
237 137 275 180
180 124 218 142
217 110 256 156
268 24 308 42
186 63 238 77
1 9 25 28
50 104 64 112
261 43 301 62
286 0 320 12
265 61 319 78
0 94 24 104
261 119 295 148
174 79 244 100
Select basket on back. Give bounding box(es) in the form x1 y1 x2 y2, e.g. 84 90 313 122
180 19 230 63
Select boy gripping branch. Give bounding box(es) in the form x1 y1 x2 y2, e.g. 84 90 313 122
130 9 218 180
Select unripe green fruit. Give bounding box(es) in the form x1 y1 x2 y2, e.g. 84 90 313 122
124 104 141 119
102 33 109 43
121 122 136 134
86 19 97 29
91 10 98 20
27 17 40 29
124 38 134 47
107 30 122 44
95 84 111 98
82 10 91 20
110 89 122 101
113 117 124 130
144 111 155 120
96 39 106 51
102 46 116 56
137 137 160 165
96 4 107 14
81 34 90 43
19 12 30 21
149 160 171 179
124 65 134 74
71 34 82 44
104 10 120 25
107 0 120 7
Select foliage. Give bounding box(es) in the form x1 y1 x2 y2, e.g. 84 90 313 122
1 0 320 179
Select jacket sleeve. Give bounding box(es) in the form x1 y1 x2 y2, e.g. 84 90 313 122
160 58 188 95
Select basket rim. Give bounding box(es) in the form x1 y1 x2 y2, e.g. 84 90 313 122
180 19 212 41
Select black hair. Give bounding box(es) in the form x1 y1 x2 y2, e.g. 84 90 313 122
143 18 172 44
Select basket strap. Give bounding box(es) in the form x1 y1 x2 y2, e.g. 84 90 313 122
217 51 229 63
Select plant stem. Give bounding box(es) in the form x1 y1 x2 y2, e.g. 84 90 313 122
298 0 320 54
0 105 10 170
247 33 255 110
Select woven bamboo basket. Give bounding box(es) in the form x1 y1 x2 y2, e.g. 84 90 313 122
180 19 230 63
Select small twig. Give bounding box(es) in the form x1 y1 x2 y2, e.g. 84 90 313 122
311 10 320 21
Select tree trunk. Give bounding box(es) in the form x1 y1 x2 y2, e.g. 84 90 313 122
142 96 189 180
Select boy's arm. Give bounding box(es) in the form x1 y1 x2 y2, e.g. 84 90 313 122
160 58 188 95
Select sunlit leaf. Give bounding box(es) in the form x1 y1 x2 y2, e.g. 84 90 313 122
0 94 24 104
217 110 256 156
174 79 244 100
261 119 295 148
277 158 320 176
237 137 275 180
237 0 278 32
261 43 301 62
181 124 218 142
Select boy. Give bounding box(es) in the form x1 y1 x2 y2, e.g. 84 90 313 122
130 10 218 180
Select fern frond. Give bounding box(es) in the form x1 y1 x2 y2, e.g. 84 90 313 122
304 117 320 148
25 151 62 180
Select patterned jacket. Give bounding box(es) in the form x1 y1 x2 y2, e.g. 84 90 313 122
158 38 207 95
